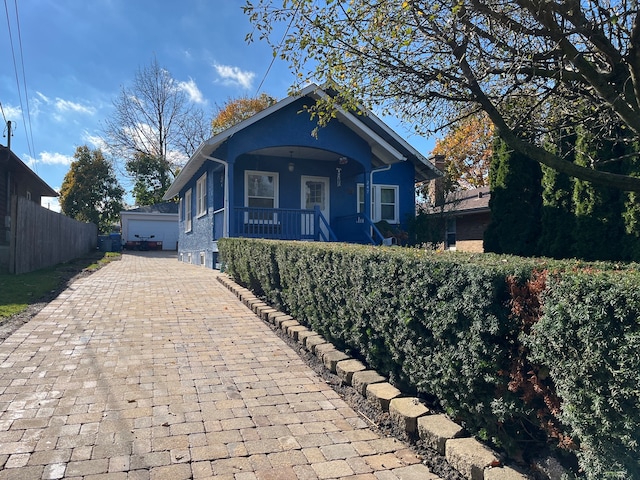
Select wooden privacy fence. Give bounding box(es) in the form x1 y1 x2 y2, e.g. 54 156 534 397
9 196 97 274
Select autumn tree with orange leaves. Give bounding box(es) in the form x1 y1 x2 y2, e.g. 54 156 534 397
211 93 277 135
431 113 494 191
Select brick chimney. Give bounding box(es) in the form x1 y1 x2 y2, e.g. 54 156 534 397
428 155 447 207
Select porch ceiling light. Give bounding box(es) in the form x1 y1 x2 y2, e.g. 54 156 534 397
288 162 295 172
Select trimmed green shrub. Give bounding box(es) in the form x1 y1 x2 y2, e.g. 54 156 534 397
525 270 640 478
219 239 640 477
220 238 280 305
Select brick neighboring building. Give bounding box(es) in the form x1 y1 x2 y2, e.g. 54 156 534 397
422 183 491 253
439 186 491 252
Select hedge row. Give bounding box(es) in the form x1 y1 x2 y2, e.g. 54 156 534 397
218 238 640 478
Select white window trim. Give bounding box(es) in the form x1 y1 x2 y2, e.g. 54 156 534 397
244 170 279 223
184 189 192 233
357 184 400 224
196 173 207 218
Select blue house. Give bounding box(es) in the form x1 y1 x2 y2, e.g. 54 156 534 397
163 84 441 268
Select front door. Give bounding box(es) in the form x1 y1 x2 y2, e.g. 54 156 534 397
301 176 330 239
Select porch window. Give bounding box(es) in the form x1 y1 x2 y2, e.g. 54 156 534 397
357 184 399 224
379 186 398 223
184 189 192 232
196 173 207 217
245 171 279 221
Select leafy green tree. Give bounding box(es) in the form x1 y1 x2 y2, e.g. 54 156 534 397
59 146 124 233
211 93 277 135
484 138 542 256
246 0 640 191
126 153 173 206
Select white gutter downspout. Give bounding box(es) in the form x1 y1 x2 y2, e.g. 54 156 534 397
369 164 393 189
204 155 229 238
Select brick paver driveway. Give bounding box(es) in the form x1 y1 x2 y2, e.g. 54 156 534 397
0 252 437 480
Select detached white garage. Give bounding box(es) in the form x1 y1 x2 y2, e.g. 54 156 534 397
120 202 179 251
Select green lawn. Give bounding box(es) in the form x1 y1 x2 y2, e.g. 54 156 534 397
0 252 120 319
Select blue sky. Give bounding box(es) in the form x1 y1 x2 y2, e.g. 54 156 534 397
1 0 434 211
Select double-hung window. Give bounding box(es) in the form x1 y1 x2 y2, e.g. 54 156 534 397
184 189 192 232
357 184 399 223
196 174 207 217
245 171 279 222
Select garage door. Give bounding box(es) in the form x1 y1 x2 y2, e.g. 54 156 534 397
127 219 178 250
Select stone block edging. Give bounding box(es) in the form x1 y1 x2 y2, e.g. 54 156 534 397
216 274 532 480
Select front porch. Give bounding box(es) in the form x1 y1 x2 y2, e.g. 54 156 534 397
213 206 385 244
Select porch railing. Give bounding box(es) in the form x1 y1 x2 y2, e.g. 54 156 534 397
232 207 336 241
334 213 386 245
213 208 225 239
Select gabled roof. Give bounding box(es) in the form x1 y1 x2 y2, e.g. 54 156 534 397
423 186 491 216
0 145 58 197
164 84 441 200
121 201 179 215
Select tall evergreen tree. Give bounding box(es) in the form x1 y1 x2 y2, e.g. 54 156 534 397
538 131 576 259
571 128 627 261
484 138 542 256
622 189 640 261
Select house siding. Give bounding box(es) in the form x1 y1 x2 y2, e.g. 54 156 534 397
454 211 492 253
1 166 8 246
377 160 417 230
178 163 217 267
228 98 372 162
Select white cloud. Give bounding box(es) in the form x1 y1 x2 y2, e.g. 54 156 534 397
41 195 61 213
1 103 21 120
34 91 96 117
36 91 50 103
167 149 189 168
55 98 96 115
22 152 69 170
121 123 162 156
214 63 255 89
31 151 75 166
177 78 205 104
23 155 38 169
84 133 109 151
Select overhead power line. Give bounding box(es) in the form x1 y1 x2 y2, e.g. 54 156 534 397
3 0 36 168
13 0 36 158
254 4 300 97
